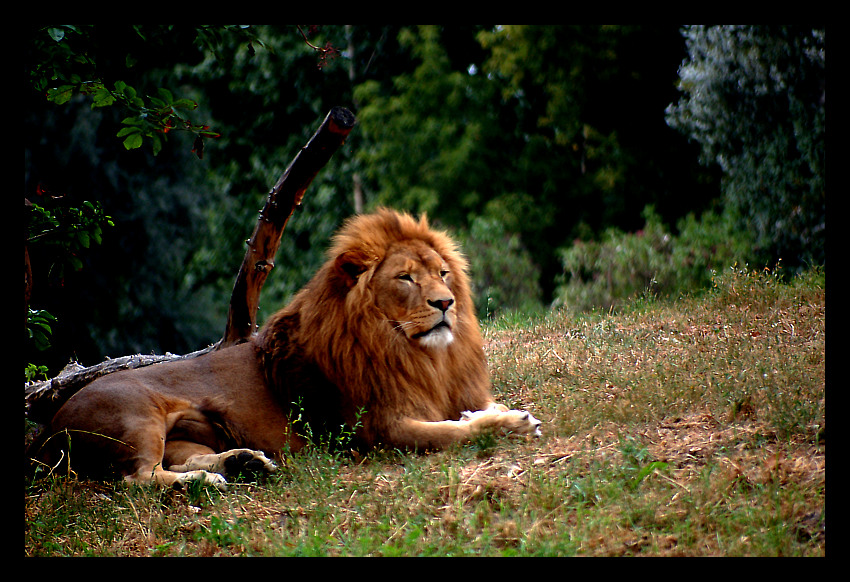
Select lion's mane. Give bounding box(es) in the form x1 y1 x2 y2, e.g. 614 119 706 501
253 208 492 447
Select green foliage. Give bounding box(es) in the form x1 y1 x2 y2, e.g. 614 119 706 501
27 310 57 352
355 25 495 223
666 25 825 269
454 216 542 318
27 199 113 271
554 206 752 312
30 25 245 157
618 436 668 490
25 363 51 384
113 85 220 156
26 198 113 361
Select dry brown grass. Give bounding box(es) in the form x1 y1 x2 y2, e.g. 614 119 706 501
25 266 825 556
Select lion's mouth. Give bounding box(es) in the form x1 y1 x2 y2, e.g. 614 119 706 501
413 320 451 339
412 321 454 349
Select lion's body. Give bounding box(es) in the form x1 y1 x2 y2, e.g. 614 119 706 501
33 209 540 489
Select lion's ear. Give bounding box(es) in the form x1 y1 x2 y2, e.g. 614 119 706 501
334 249 373 286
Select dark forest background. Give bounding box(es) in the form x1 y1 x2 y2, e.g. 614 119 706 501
24 25 825 377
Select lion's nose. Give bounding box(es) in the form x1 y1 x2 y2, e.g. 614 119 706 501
428 298 454 313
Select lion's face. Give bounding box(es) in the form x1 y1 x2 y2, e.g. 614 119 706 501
372 240 457 349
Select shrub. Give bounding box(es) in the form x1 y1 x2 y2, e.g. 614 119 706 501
553 205 752 312
455 215 543 318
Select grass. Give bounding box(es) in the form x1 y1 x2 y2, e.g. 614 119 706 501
24 265 825 556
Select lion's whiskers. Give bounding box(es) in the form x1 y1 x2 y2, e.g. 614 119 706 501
390 319 417 333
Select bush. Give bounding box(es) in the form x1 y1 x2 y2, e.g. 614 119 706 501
455 216 543 319
553 205 752 312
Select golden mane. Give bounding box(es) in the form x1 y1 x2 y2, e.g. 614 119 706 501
254 208 492 447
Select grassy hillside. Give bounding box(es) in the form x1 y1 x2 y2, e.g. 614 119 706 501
25 266 825 556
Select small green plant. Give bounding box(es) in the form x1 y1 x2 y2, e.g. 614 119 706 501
25 362 51 383
182 475 221 507
194 515 245 547
286 398 365 451
618 436 669 490
470 430 499 458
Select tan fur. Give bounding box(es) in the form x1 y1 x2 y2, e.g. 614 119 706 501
32 209 540 489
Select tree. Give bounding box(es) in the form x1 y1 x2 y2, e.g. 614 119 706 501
665 25 825 270
356 25 718 303
25 25 360 371
355 25 495 223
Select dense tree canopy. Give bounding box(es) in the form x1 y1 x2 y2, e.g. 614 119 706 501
25 25 824 375
666 25 825 269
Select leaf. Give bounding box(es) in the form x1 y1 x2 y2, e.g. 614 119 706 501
29 309 57 324
91 87 116 108
120 83 136 100
157 87 174 103
47 85 75 105
172 98 198 110
122 133 144 150
116 126 141 138
76 231 91 248
90 225 103 245
31 320 54 333
117 125 145 139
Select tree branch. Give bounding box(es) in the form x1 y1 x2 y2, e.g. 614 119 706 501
219 106 356 347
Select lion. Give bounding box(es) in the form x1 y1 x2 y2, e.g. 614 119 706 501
30 208 541 490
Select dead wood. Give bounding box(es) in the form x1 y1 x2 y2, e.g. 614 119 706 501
219 106 356 347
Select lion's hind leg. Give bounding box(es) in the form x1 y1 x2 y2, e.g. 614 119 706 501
167 446 278 480
122 433 230 491
127 445 275 491
125 464 228 491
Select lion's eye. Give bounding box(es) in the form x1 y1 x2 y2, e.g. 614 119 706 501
440 270 449 279
398 273 414 282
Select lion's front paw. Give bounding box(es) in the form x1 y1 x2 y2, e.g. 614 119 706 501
461 408 542 437
499 409 543 437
